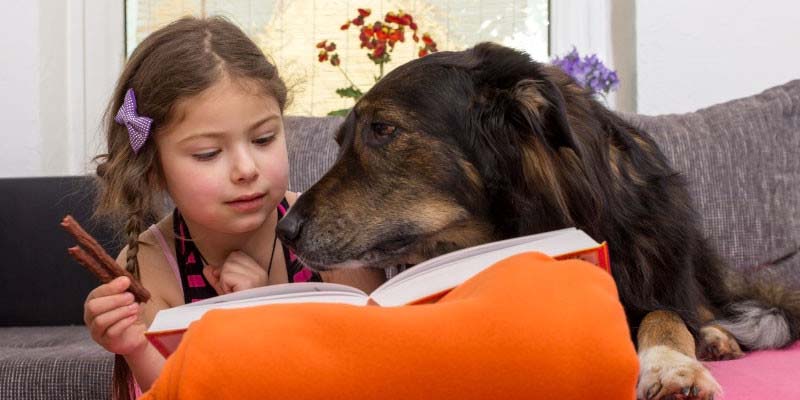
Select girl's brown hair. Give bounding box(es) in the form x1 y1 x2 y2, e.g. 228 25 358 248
94 16 287 399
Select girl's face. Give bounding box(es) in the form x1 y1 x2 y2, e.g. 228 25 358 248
155 76 289 234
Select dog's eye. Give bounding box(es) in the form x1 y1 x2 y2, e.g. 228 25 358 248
370 123 400 138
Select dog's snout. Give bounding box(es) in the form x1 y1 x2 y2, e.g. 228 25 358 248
276 211 305 248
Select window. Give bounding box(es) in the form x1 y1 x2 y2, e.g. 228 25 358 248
126 0 549 116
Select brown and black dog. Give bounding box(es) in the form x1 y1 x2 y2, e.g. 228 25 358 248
277 43 800 399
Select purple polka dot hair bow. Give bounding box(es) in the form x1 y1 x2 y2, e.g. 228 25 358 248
115 88 153 154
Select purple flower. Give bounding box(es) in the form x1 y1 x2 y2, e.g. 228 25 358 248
551 47 619 96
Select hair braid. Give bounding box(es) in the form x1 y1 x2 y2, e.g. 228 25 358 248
124 211 144 280
112 188 148 400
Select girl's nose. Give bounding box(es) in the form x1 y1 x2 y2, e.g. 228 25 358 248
231 149 259 183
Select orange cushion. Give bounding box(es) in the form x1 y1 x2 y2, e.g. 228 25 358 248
141 252 638 399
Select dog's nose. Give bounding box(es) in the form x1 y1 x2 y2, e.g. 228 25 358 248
276 211 304 248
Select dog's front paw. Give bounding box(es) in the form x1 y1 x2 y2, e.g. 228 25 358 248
698 324 744 361
637 345 721 400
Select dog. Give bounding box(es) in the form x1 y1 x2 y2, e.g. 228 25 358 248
277 43 800 399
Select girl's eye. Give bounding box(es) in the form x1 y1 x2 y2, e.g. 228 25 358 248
253 134 275 146
192 150 221 161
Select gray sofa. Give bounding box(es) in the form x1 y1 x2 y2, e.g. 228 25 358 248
1 80 797 399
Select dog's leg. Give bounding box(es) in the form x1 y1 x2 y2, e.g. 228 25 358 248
636 310 721 400
697 324 744 361
695 305 744 361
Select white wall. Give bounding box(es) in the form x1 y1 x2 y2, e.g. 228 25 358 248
0 0 123 178
0 2 41 177
636 0 800 115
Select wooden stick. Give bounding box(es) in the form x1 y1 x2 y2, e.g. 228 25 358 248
61 215 151 303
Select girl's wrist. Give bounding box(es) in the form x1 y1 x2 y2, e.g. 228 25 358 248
121 338 152 359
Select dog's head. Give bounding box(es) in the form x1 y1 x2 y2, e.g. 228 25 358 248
277 43 601 270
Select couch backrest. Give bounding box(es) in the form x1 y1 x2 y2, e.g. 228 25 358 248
284 116 343 192
0 176 122 326
623 80 800 284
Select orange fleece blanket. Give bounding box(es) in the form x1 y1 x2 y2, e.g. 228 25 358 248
141 252 638 399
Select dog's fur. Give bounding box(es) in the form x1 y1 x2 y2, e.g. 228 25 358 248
277 43 800 399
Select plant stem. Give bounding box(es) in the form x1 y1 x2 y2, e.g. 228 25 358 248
337 66 361 91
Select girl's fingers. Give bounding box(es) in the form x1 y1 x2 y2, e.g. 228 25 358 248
90 302 139 337
104 313 141 340
203 265 225 295
219 269 266 293
84 291 135 322
86 276 131 301
102 315 148 355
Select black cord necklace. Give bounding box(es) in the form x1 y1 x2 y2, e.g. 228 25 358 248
266 230 278 279
177 211 279 281
194 232 277 281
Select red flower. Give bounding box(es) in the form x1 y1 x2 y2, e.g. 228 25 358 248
388 29 403 44
375 28 388 41
316 8 438 89
373 44 386 58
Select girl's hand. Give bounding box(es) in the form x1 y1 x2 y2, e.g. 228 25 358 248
84 276 148 355
203 250 268 294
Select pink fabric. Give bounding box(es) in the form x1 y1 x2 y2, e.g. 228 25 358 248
147 225 183 290
705 340 800 399
186 274 206 288
292 268 312 282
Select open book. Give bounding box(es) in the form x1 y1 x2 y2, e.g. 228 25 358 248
146 227 609 357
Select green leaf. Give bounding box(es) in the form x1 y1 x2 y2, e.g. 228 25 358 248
335 85 364 100
327 108 351 117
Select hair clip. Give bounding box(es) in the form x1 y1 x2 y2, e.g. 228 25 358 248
115 88 153 154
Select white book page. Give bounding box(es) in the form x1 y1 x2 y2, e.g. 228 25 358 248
149 288 370 332
370 228 599 307
184 282 367 307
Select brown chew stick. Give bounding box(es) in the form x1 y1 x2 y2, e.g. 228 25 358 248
67 246 116 282
61 215 151 303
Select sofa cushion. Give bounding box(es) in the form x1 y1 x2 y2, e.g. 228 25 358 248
622 80 800 285
706 340 800 399
0 326 112 399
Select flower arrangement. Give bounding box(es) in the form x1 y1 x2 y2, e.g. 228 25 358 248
551 47 619 97
316 8 438 115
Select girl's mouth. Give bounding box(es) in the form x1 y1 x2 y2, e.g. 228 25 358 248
226 193 266 212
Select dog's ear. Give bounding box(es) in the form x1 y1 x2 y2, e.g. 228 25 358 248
467 43 579 156
512 78 580 154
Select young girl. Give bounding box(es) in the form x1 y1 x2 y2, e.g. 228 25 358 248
83 16 384 399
